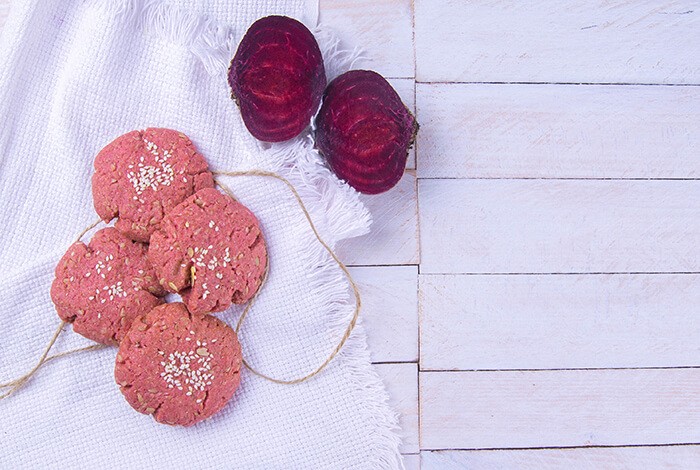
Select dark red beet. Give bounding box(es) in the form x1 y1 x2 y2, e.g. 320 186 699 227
228 16 326 142
315 70 418 195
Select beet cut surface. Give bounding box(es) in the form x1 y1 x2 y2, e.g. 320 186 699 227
228 16 326 142
315 70 418 194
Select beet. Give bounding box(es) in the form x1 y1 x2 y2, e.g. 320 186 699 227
315 70 417 195
228 16 326 142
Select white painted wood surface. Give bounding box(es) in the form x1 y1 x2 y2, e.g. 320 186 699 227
417 83 700 179
422 447 700 470
420 274 700 370
421 369 700 450
350 266 418 363
402 454 420 470
419 179 700 274
375 363 419 454
337 171 419 266
415 0 700 84
3 1 699 468
319 0 414 78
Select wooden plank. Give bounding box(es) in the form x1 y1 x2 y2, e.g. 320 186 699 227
350 266 418 363
416 83 700 179
420 274 700 370
420 369 700 450
421 447 700 470
375 363 419 454
418 179 700 274
415 0 700 84
388 78 416 170
319 0 414 78
338 171 418 266
402 454 420 470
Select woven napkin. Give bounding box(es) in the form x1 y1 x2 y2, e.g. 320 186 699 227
0 0 402 467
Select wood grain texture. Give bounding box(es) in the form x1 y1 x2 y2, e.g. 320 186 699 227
420 369 700 450
350 266 418 363
319 0 414 78
415 0 700 84
402 453 420 470
375 363 419 454
338 171 419 266
416 83 700 179
420 274 700 370
419 179 700 274
421 446 700 470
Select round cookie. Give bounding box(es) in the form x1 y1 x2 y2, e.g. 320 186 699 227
92 128 215 242
50 228 166 345
115 302 242 426
148 188 267 315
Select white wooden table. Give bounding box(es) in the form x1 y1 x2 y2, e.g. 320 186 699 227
2 2 699 468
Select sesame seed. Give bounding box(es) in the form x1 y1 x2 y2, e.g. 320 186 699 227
160 348 215 395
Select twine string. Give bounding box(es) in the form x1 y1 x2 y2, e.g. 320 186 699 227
214 170 361 385
0 170 361 398
0 218 104 400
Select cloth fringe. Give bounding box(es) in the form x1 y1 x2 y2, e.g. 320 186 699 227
85 1 400 467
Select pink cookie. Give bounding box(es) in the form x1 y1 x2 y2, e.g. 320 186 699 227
115 302 242 426
149 188 267 315
50 228 166 345
92 128 215 242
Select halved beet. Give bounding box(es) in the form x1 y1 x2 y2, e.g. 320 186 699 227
315 70 418 195
228 16 326 142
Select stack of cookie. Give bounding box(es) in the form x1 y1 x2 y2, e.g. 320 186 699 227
50 128 268 426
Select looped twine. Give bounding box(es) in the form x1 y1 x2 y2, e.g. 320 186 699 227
0 170 361 398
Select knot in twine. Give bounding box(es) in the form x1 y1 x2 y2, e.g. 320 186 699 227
0 170 361 399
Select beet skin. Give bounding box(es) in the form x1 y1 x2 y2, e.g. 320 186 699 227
228 16 326 142
315 70 418 195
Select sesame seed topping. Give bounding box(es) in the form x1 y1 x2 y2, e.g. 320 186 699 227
160 347 215 396
127 140 175 195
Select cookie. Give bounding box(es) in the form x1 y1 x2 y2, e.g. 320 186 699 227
115 302 242 426
148 188 267 315
92 128 215 242
50 228 166 345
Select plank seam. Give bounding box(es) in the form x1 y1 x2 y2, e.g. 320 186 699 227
416 81 700 87
421 443 700 452
418 272 700 276
420 366 700 372
416 177 700 181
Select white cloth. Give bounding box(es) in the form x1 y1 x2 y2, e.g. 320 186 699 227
0 1 402 468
